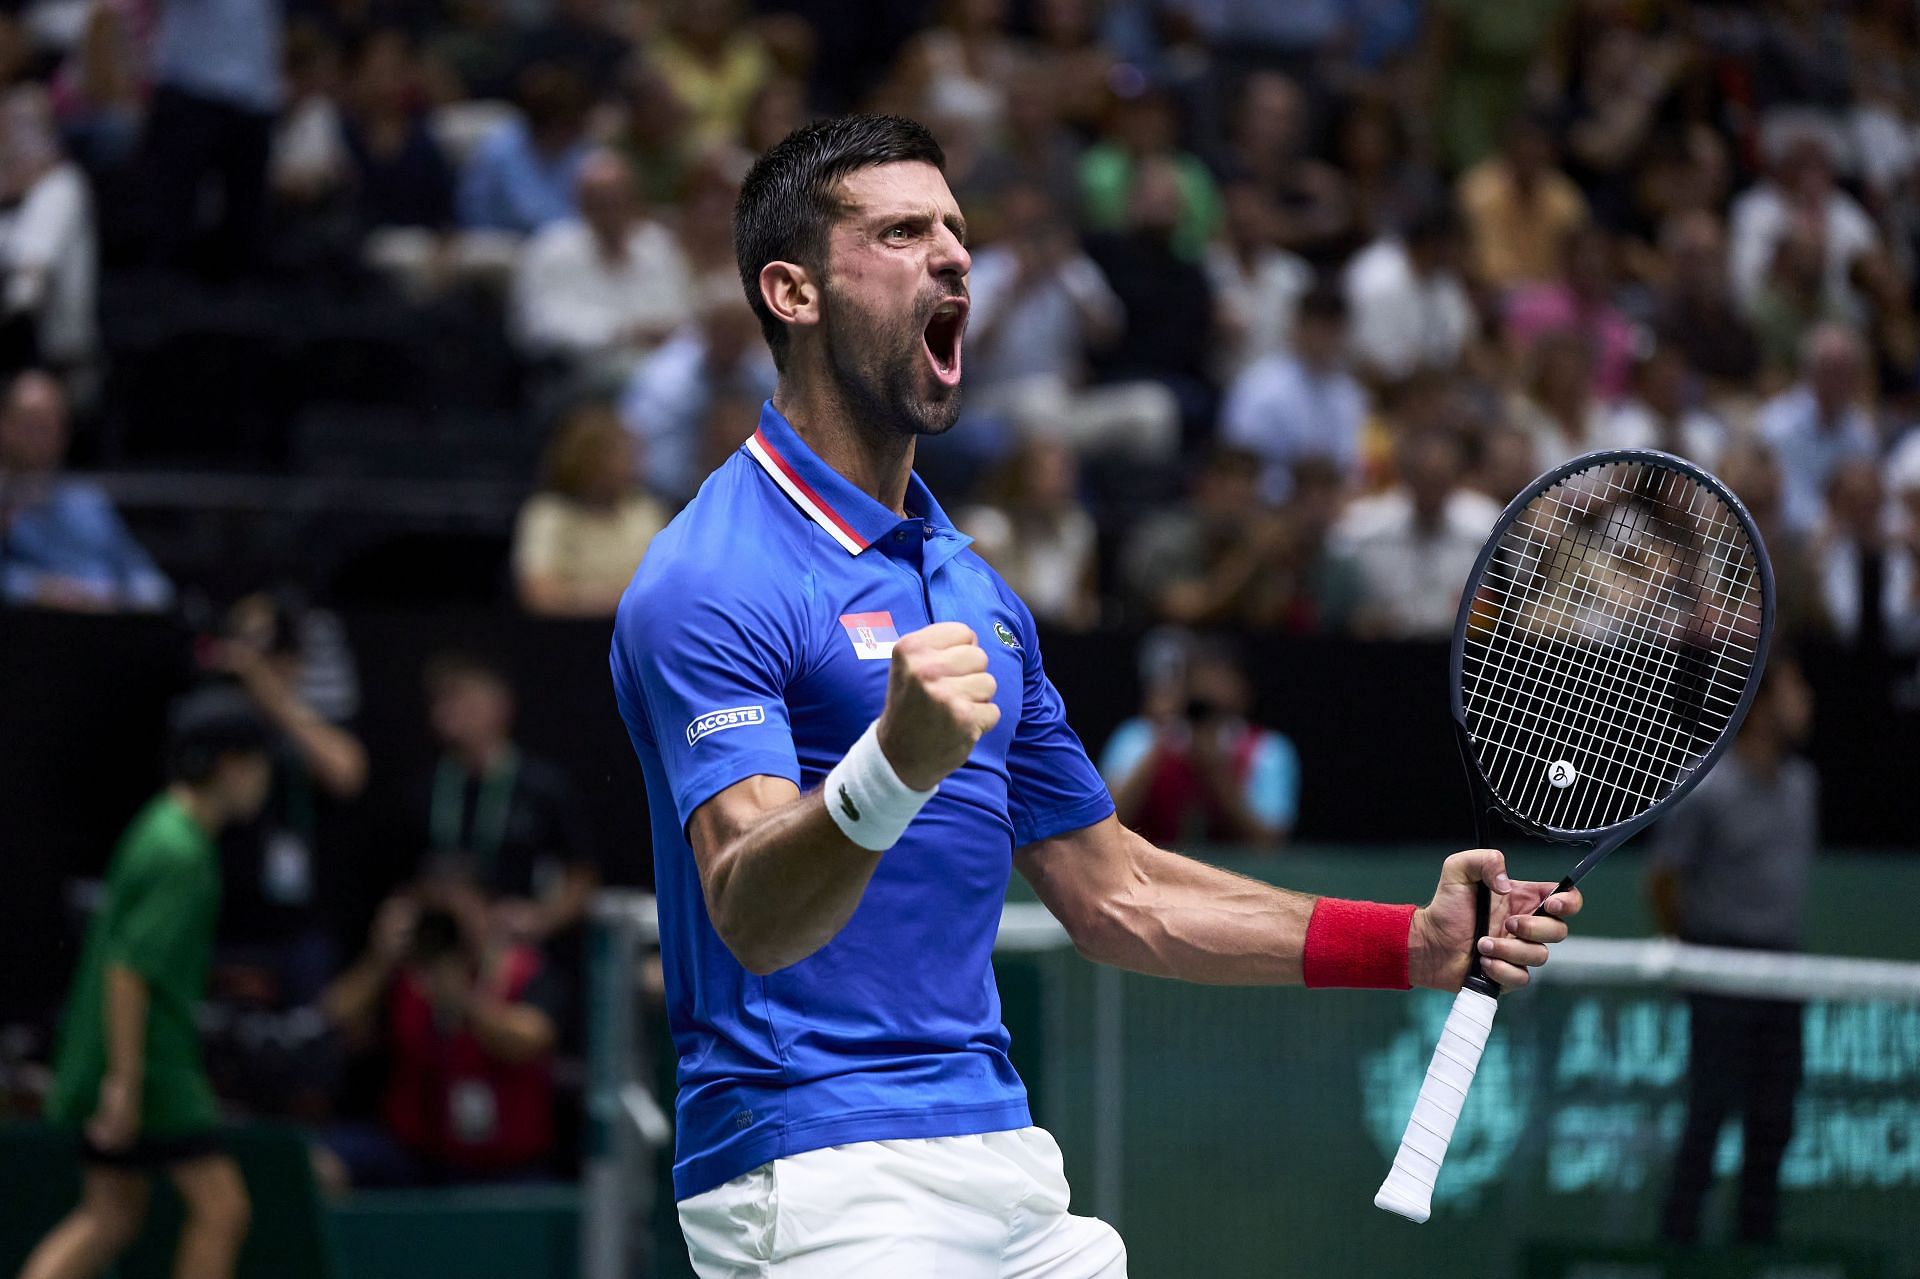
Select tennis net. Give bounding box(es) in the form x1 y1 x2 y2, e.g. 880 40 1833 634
583 891 1920 1279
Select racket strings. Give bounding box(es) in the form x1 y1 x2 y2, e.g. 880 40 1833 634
1460 459 1763 834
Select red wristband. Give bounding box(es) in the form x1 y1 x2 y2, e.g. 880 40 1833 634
1302 898 1417 989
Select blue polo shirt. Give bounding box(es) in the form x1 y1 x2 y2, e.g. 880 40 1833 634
611 402 1114 1200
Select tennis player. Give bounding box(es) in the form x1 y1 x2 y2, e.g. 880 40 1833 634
610 115 1584 1277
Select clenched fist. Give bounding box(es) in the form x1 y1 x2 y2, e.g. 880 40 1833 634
876 622 1001 790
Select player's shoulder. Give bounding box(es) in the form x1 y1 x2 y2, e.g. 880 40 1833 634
617 452 815 637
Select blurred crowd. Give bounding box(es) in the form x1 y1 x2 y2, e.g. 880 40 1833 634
0 0 1918 649
5 0 1920 1196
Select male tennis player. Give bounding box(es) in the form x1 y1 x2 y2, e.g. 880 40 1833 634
610 115 1584 1277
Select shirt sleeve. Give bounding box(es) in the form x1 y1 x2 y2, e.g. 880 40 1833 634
1002 595 1115 846
611 564 804 833
1243 731 1299 831
105 849 200 985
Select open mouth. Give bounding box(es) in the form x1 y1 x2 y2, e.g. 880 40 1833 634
922 297 967 388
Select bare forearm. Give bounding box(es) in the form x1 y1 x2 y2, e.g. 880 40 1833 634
1070 842 1318 984
699 788 886 975
102 964 149 1081
242 665 367 797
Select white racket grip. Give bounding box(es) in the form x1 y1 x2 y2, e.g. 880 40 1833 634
1374 986 1500 1223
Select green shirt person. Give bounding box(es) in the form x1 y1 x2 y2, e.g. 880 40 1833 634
22 688 270 1279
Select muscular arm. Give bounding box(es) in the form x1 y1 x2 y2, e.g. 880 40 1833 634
1016 816 1578 990
687 775 887 976
230 651 368 798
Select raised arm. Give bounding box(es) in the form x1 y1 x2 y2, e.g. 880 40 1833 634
688 622 999 975
1015 816 1580 991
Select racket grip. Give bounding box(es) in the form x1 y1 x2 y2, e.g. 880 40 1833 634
1373 986 1500 1223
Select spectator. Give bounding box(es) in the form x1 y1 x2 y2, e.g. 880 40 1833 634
1557 16 1691 230
1220 284 1366 504
457 61 593 234
960 437 1099 631
1747 216 1849 385
1650 658 1817 1249
1099 637 1298 848
1650 210 1761 392
414 651 598 948
642 0 774 152
887 0 1018 133
513 0 631 97
964 180 1176 463
0 86 98 373
513 403 669 617
1423 0 1573 171
619 273 776 502
1120 446 1283 627
425 0 520 101
1078 85 1221 262
1333 428 1501 638
202 590 369 1011
1335 96 1443 250
1716 440 1831 647
1505 222 1636 402
1757 323 1882 533
1474 420 1543 506
965 55 1083 222
1506 328 1605 469
269 24 349 216
1248 454 1364 634
1205 179 1312 380
511 149 693 374
142 0 283 276
1456 114 1589 292
340 29 457 237
1600 344 1728 469
320 877 560 1186
0 370 172 611
1816 457 1918 652
1344 204 1476 383
23 688 268 1279
615 66 697 208
1729 127 1881 320
1210 71 1349 265
1085 156 1220 439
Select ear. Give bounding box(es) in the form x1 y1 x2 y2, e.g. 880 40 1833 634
758 260 820 335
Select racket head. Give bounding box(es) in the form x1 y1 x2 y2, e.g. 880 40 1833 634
1448 448 1775 848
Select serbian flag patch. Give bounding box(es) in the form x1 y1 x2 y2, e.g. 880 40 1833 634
839 611 899 660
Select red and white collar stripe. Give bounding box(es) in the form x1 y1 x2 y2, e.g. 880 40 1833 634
744 429 870 555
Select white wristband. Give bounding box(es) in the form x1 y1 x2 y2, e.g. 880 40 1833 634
824 721 938 851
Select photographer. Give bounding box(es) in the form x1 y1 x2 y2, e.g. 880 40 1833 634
319 866 561 1188
1098 636 1299 849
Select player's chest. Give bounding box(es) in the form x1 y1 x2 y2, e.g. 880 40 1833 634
791 561 1026 751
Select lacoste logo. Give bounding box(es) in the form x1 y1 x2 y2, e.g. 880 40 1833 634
992 620 1021 650
838 785 861 822
687 705 766 746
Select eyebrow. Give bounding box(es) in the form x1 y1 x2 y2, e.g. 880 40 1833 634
864 207 968 246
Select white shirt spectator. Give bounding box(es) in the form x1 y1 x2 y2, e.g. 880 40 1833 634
1756 385 1880 533
1818 535 1918 650
512 218 692 365
1728 183 1879 319
1332 487 1502 638
1599 400 1729 469
1220 352 1366 503
0 162 96 367
1205 240 1312 378
960 503 1097 629
965 243 1122 390
1343 237 1475 381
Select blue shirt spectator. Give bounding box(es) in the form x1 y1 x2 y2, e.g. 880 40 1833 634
1757 324 1882 533
458 118 592 234
1219 287 1367 504
152 0 284 113
1 372 172 611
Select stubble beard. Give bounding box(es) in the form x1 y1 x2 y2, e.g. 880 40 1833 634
820 283 962 443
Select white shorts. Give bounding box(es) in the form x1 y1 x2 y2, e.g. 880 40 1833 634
676 1127 1127 1278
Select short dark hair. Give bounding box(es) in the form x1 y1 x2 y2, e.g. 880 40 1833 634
734 114 946 370
1298 282 1348 324
167 686 270 784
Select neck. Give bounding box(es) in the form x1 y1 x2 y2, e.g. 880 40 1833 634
168 782 222 835
455 739 511 774
772 377 916 516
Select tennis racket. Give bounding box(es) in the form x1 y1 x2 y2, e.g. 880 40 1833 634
1373 448 1775 1224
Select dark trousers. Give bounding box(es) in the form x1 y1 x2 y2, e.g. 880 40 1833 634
1659 993 1804 1245
141 86 272 278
